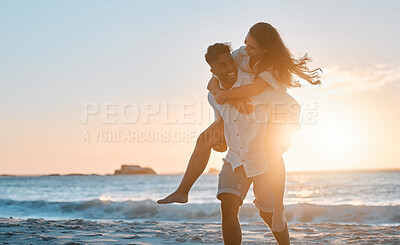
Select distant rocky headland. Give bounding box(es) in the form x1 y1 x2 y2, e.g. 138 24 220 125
114 165 157 175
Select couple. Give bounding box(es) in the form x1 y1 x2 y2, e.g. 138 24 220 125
158 22 320 245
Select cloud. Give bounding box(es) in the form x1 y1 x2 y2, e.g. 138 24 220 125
301 64 400 96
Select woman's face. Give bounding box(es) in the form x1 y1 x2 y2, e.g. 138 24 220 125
244 33 264 57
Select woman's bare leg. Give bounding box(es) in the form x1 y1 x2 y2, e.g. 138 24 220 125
157 120 225 204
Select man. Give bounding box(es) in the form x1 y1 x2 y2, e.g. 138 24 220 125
205 43 290 245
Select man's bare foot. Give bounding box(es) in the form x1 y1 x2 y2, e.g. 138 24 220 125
157 191 188 204
271 208 286 232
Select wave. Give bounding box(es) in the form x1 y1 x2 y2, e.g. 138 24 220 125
1 199 399 225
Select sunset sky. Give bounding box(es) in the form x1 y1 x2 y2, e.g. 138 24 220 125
1 0 399 175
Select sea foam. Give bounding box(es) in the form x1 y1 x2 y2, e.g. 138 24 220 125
1 198 399 225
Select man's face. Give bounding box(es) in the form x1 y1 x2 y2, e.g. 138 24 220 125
210 53 238 86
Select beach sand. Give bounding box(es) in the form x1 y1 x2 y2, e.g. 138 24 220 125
0 218 399 244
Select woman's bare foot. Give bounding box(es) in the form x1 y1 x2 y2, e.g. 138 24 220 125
271 208 286 232
157 191 188 204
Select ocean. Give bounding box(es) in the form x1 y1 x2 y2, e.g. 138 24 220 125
1 170 399 226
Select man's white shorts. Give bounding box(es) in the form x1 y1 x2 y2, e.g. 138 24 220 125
217 159 275 213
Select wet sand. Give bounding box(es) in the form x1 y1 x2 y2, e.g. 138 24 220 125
0 218 399 244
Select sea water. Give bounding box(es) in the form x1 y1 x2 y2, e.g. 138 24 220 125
0 170 399 225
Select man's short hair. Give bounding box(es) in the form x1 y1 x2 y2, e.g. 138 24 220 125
205 43 232 65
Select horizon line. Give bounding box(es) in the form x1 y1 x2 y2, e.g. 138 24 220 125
1 167 399 177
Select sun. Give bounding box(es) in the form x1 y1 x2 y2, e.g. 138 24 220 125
287 114 366 171
318 121 357 154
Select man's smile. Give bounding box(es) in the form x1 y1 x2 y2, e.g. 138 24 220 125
227 70 238 82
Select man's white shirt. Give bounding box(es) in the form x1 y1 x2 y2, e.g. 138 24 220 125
208 69 271 178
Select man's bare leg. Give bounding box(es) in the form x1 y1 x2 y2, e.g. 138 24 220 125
265 122 289 232
220 193 242 245
259 211 290 245
157 121 225 204
267 152 287 232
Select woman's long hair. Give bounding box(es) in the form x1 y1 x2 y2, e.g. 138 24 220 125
249 22 321 88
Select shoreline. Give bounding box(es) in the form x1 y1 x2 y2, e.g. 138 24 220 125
0 217 399 244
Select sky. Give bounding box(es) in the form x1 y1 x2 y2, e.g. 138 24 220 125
0 0 399 175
